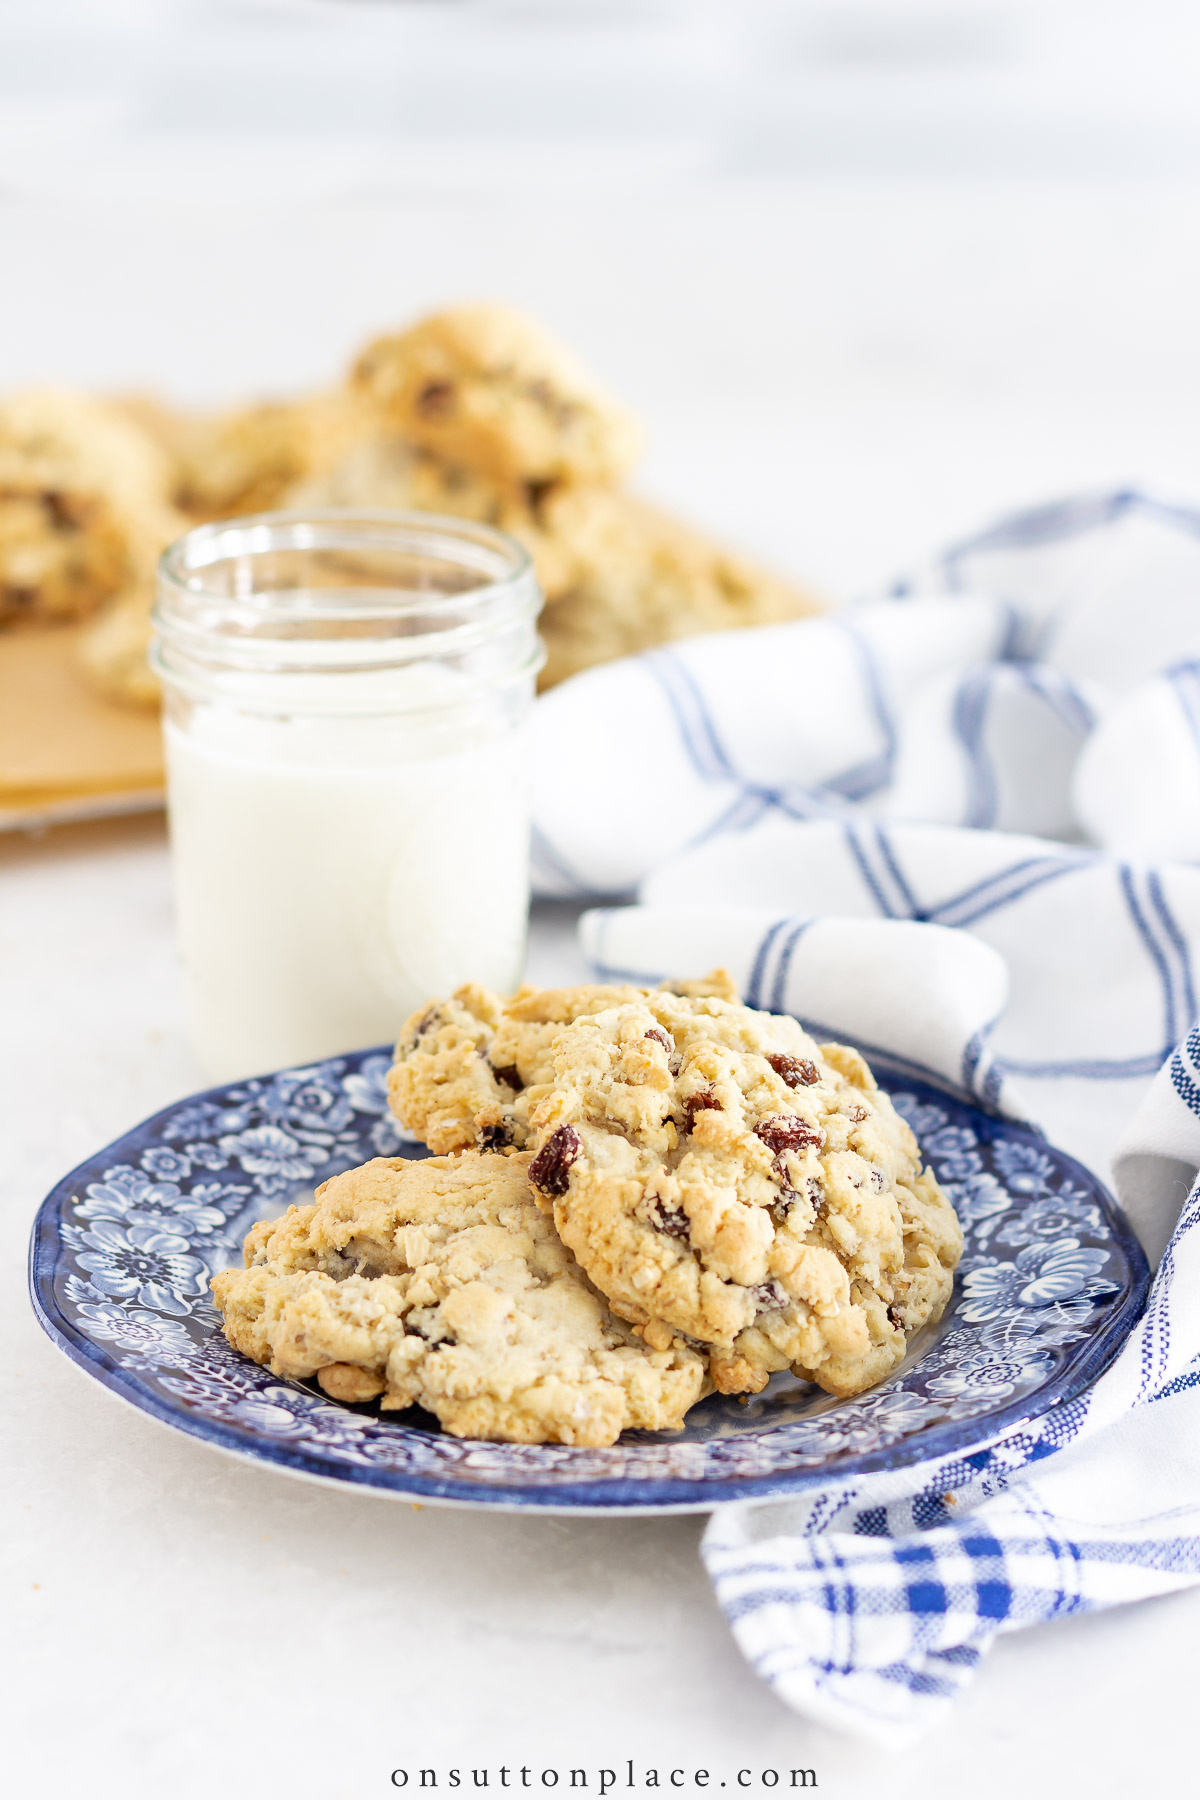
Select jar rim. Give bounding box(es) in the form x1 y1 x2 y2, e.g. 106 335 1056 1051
157 507 535 620
153 508 544 689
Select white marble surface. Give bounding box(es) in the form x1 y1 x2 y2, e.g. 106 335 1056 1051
7 3 1200 1789
4 821 1198 1800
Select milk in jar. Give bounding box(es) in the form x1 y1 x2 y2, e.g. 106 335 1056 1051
152 512 543 1081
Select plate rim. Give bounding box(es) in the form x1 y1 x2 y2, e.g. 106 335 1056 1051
28 1053 1153 1513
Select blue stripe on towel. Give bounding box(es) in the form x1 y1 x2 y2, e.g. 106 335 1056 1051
769 919 812 1013
840 821 921 919
1169 1026 1200 1116
1121 864 1182 1052
1015 662 1097 737
940 489 1141 583
874 825 923 917
930 854 1087 930
645 649 737 783
1167 661 1200 760
1147 872 1197 1032
951 670 997 829
823 622 897 802
745 918 792 1010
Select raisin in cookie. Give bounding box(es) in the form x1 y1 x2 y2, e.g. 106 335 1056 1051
388 971 741 1157
352 304 641 487
525 993 962 1399
211 1150 706 1446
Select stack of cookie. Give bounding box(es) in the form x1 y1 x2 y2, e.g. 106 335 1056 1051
337 306 819 689
213 975 963 1447
40 302 819 705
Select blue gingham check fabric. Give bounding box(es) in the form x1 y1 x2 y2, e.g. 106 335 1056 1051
528 489 1200 1741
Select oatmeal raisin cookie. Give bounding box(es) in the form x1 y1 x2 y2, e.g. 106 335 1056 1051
75 587 160 709
536 491 818 689
388 971 740 1157
351 304 641 487
524 992 961 1398
293 447 816 689
0 388 182 627
212 1150 707 1446
290 435 577 599
174 390 367 521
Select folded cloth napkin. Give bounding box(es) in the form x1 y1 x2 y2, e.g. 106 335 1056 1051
527 487 1200 1740
700 1034 1200 1747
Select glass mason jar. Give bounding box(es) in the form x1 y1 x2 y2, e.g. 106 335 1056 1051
152 510 544 1082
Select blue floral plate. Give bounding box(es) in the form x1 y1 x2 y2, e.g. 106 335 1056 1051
29 1048 1150 1513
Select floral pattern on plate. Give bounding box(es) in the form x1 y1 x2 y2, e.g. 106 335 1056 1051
30 1049 1150 1511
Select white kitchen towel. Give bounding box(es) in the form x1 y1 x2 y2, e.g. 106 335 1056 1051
894 488 1200 693
531 487 1200 900
531 594 1013 899
580 891 1200 1742
528 488 1200 1742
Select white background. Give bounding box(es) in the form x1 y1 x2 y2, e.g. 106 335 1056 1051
5 2 1200 1793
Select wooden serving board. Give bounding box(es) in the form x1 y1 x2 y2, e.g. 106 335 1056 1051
0 624 164 832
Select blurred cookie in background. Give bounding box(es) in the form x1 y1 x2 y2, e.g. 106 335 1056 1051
74 391 367 708
76 587 161 710
533 489 817 688
351 302 642 488
291 434 576 599
2 302 821 728
296 431 818 689
338 305 820 687
171 389 368 521
0 387 182 627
